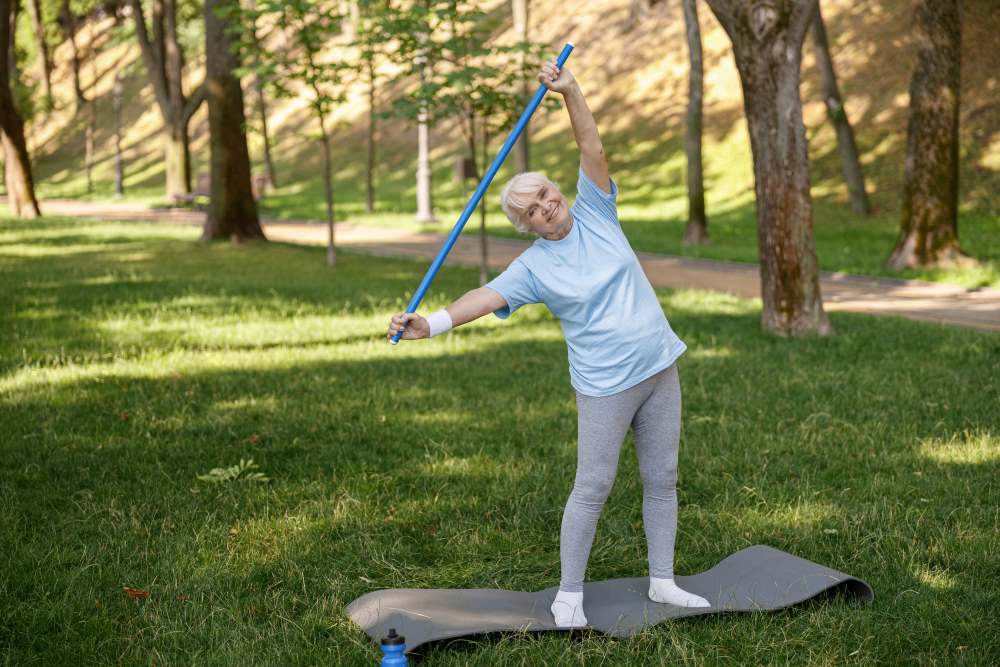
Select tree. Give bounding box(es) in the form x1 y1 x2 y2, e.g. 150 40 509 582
352 0 388 214
112 73 124 197
128 0 206 201
59 0 85 111
511 0 529 173
201 0 264 241
248 0 349 265
0 0 41 217
246 0 275 190
810 3 870 215
25 0 52 111
375 0 437 222
681 0 707 245
887 0 966 270
705 0 830 336
386 1 548 285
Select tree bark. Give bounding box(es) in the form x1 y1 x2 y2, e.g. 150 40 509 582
60 0 85 111
113 73 124 197
0 0 40 217
887 0 966 270
247 0 275 189
705 0 830 336
85 21 98 193
512 0 529 173
201 0 264 242
25 0 52 110
318 110 336 266
415 35 435 222
129 0 203 200
365 50 375 213
810 4 870 215
479 124 489 286
85 97 94 192
7 0 15 81
681 0 707 245
253 71 275 189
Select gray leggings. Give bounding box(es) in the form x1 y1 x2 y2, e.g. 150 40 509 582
559 363 682 592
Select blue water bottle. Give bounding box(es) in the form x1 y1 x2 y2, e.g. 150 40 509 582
379 627 407 666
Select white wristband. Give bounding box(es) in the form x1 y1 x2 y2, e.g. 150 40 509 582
426 309 453 337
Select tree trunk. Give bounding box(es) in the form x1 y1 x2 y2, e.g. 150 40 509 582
7 0 15 81
201 0 264 242
365 51 375 213
85 20 98 193
25 0 52 110
0 0 39 217
129 0 203 200
60 0 85 111
479 124 489 286
681 0 707 245
318 110 336 266
247 0 275 190
253 71 275 189
512 0 529 173
810 4 870 215
415 39 435 223
113 74 124 197
163 126 190 199
85 98 94 192
706 0 830 336
887 0 966 270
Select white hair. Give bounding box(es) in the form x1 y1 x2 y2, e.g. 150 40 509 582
499 172 559 234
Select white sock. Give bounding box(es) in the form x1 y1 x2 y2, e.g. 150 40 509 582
550 590 588 627
648 577 711 608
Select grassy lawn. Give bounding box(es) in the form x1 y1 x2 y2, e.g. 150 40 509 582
1 216 998 664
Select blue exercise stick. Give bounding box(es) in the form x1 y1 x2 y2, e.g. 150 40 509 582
390 42 575 344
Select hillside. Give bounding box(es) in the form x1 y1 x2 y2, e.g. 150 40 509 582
13 0 1000 283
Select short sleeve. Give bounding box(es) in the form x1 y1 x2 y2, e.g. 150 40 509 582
484 258 541 319
575 165 619 224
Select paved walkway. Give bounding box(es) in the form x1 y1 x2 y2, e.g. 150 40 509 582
29 199 1000 333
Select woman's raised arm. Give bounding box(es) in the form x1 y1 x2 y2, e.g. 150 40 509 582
539 61 611 193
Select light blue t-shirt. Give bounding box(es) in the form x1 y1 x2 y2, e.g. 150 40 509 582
485 167 687 397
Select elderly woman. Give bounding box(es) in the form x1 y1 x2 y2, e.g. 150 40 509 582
387 61 709 627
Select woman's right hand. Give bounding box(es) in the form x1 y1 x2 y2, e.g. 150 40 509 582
387 312 429 341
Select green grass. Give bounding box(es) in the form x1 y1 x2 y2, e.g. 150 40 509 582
2 216 999 665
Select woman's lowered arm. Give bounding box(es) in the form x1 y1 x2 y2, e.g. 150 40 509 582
387 287 507 341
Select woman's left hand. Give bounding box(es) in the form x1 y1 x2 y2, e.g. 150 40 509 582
539 60 576 95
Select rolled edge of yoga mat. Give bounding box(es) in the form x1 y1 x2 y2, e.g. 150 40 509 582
345 544 874 654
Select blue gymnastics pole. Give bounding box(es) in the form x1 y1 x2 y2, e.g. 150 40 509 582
390 42 575 344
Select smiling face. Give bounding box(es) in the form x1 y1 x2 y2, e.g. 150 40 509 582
518 183 572 240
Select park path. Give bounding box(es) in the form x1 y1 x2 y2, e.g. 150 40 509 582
29 198 1000 333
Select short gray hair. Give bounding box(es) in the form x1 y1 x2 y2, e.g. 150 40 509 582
499 172 558 234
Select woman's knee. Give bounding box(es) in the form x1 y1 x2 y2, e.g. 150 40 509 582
570 472 615 506
640 466 677 494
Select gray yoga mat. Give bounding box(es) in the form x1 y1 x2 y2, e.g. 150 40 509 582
346 544 874 653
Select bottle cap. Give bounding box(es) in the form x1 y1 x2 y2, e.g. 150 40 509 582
381 627 405 645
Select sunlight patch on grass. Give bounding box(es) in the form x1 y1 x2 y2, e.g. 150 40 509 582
664 289 760 316
734 498 842 534
912 566 958 592
918 431 999 466
210 396 281 413
0 243 148 257
685 346 737 360
10 307 63 320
